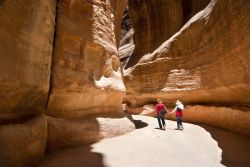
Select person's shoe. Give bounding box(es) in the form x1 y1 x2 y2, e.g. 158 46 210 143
174 128 180 130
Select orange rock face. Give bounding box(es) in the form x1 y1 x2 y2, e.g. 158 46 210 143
0 0 134 166
0 0 56 123
125 0 210 67
0 0 250 166
125 0 250 106
0 115 47 167
47 0 127 117
0 1 56 166
45 0 134 151
124 0 250 134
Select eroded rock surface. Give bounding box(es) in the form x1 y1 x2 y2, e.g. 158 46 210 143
0 0 250 166
0 0 56 123
0 0 134 166
47 0 127 117
124 0 250 134
118 7 135 66
125 0 210 68
0 1 56 166
45 0 134 151
125 0 250 106
0 115 47 167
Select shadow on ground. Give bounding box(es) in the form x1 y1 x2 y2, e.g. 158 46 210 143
201 125 250 167
38 145 106 167
133 119 148 129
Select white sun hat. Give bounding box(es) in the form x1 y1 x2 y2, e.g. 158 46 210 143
176 100 182 105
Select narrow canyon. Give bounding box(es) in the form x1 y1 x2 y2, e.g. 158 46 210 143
0 0 249 167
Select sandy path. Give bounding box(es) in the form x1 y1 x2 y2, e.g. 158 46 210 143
39 115 249 167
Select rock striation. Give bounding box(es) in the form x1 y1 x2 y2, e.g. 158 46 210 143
125 0 210 68
0 0 56 124
0 0 250 166
0 0 134 166
124 0 250 134
0 1 56 166
46 0 134 152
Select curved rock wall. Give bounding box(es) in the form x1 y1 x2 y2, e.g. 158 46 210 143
0 0 56 124
125 0 210 68
124 0 250 134
45 0 134 152
0 0 56 166
47 0 126 117
118 7 135 66
0 0 134 166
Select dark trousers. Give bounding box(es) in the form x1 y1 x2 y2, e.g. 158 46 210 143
157 114 165 129
176 116 183 129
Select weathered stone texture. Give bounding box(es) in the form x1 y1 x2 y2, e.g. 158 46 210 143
0 0 134 165
124 0 250 134
47 113 134 152
47 0 127 117
0 0 56 123
125 0 250 107
118 7 135 66
46 0 134 151
0 115 47 167
125 0 210 68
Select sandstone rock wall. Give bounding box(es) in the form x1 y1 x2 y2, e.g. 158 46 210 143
125 0 210 68
124 0 250 134
47 0 127 117
0 0 56 123
118 7 135 66
0 0 134 166
0 1 56 166
46 0 134 151
46 0 134 152
125 0 250 106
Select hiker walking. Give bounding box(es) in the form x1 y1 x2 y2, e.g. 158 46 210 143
170 100 184 130
155 99 168 130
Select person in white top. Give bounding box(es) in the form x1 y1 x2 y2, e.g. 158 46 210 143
170 100 184 130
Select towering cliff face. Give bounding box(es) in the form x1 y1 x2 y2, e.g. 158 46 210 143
0 0 56 166
124 0 250 135
0 0 134 166
0 0 250 166
118 7 135 66
125 0 210 68
0 0 56 123
47 0 126 117
46 0 134 152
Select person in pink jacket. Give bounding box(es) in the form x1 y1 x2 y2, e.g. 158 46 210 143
170 100 184 130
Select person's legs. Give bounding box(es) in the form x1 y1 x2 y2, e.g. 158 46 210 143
179 117 184 130
176 117 181 129
157 115 162 129
161 116 166 129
